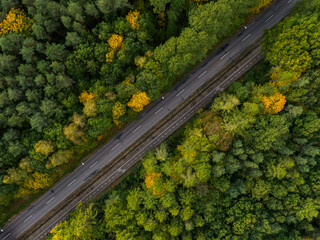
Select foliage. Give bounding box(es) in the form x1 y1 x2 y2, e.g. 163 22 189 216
127 91 150 112
126 10 140 30
83 100 98 117
79 91 95 103
0 0 281 227
0 8 34 36
112 101 126 125
50 202 97 240
23 172 52 190
46 150 73 169
249 0 273 14
261 92 286 114
263 13 320 74
48 3 320 239
107 34 124 50
34 140 56 156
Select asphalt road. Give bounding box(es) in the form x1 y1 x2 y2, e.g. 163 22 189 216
0 0 297 239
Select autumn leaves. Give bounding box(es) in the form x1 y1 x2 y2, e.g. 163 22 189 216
0 8 33 37
103 10 151 124
80 89 150 126
105 11 140 63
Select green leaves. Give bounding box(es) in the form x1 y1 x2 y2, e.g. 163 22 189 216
295 198 320 222
264 14 320 73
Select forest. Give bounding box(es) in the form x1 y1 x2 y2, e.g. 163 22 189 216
0 0 269 224
44 0 320 239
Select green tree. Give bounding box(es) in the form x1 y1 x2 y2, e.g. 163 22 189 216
46 150 73 169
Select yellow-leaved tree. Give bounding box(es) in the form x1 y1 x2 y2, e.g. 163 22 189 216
19 157 32 172
3 167 27 184
145 172 165 197
106 34 124 63
34 140 55 156
79 91 97 117
46 150 73 169
107 34 123 50
63 113 88 145
126 10 140 30
83 100 97 117
79 90 95 103
112 101 126 125
127 91 150 112
261 92 286 114
23 172 52 190
105 51 115 63
249 0 273 14
0 8 34 36
269 66 301 87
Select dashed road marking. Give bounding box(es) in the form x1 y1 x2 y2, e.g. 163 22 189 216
111 143 120 150
176 89 185 97
34 51 263 240
220 52 229 60
90 161 98 169
242 34 251 42
46 197 55 205
24 215 32 223
132 125 141 133
265 15 274 22
155 107 163 115
198 71 207 78
3 233 11 240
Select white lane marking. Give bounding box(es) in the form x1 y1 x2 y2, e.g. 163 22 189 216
34 52 263 240
90 161 98 169
46 197 55 205
198 71 207 78
220 52 229 60
242 34 251 42
111 143 120 150
3 233 11 240
176 89 185 97
154 107 163 115
24 215 32 223
132 125 141 133
67 179 76 187
265 15 274 22
288 0 292 2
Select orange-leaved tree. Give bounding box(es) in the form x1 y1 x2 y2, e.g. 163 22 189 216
127 91 150 112
126 10 140 30
261 92 286 114
79 90 95 103
0 8 34 36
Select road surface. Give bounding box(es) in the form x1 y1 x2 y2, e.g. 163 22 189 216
0 0 297 239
